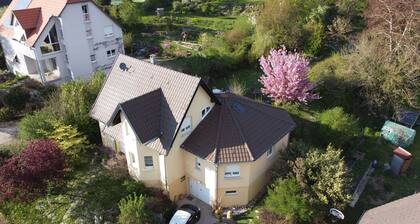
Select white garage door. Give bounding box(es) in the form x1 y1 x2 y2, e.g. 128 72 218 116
189 179 211 205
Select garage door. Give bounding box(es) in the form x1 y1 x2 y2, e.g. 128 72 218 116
189 179 211 205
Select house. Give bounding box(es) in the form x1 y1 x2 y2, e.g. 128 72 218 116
0 0 123 83
90 54 296 207
358 193 420 224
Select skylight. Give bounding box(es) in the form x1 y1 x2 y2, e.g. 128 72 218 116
232 102 245 113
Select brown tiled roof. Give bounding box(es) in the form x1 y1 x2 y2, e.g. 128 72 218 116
0 0 89 46
358 193 420 224
13 7 41 30
90 54 218 155
181 93 296 164
120 89 162 143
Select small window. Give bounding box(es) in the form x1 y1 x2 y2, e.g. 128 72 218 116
81 5 89 21
10 14 14 26
107 49 116 58
225 190 237 196
267 147 273 158
129 152 135 164
13 55 19 64
104 25 113 37
90 54 96 62
86 29 92 37
180 117 192 135
144 156 153 169
224 164 240 178
195 157 201 170
201 106 211 119
20 35 26 42
124 121 129 136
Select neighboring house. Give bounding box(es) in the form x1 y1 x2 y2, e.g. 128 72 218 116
358 193 420 224
90 54 296 207
0 0 123 83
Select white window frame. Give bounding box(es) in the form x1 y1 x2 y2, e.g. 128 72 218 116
224 164 240 178
225 190 238 196
144 156 153 169
104 25 114 37
107 49 116 58
180 116 192 135
201 106 211 119
266 146 273 158
195 157 201 170
129 152 135 164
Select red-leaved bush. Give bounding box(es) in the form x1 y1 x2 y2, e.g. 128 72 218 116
0 140 65 202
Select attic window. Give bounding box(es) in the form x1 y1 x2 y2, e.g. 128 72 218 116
40 25 60 54
232 102 245 113
201 106 211 119
104 26 114 37
13 55 19 64
20 35 26 42
82 5 90 21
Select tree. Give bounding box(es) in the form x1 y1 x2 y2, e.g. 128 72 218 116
292 145 352 208
18 110 55 140
319 107 360 147
118 0 142 27
265 177 315 222
118 194 153 224
124 33 134 55
0 140 65 202
259 47 319 103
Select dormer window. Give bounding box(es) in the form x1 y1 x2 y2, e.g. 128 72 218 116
40 25 60 54
82 5 90 21
13 55 19 64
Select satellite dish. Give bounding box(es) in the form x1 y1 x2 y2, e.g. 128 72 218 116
330 208 345 220
119 62 129 71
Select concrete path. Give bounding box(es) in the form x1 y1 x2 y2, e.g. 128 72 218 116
0 121 18 145
177 196 218 224
350 162 375 207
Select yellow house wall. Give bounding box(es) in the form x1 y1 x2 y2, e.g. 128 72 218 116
217 133 290 207
165 86 215 200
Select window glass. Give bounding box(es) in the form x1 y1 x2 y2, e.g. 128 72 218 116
144 156 153 168
41 25 61 54
225 190 237 196
107 49 116 57
49 25 59 43
90 54 96 62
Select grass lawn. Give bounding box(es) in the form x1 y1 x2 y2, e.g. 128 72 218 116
344 126 420 223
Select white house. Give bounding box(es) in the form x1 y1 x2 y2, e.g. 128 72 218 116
0 0 123 83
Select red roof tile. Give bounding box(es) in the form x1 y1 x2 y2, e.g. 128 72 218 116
13 7 41 30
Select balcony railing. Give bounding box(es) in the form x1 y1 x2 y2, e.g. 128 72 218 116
40 43 61 54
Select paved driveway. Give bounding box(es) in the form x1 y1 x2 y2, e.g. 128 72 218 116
0 121 17 145
177 196 217 224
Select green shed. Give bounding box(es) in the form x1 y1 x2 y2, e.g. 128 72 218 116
381 121 416 148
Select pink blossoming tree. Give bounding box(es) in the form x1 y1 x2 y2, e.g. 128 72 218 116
259 47 319 103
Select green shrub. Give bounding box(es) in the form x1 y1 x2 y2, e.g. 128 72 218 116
118 194 153 224
304 22 325 57
0 107 13 122
18 110 55 140
319 107 360 147
265 177 315 222
3 86 30 111
48 120 91 166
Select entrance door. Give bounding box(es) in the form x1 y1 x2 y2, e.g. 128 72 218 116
189 179 211 205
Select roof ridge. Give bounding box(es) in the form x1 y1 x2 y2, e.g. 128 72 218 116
213 104 224 164
225 97 255 162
